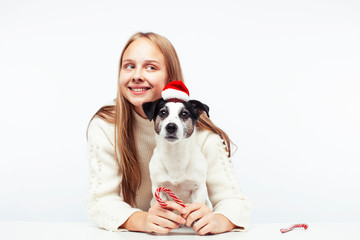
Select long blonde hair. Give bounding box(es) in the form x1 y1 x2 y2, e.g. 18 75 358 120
89 32 232 206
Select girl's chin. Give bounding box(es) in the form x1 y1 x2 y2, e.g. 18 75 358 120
124 92 160 106
129 98 151 108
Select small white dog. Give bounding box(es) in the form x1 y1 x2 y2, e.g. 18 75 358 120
143 98 210 207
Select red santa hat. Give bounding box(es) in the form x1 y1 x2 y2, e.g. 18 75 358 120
162 81 190 102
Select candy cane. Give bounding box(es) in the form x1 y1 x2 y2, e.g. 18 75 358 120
280 223 309 233
155 187 186 208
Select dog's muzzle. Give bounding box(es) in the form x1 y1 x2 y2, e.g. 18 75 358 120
165 123 178 142
166 123 178 134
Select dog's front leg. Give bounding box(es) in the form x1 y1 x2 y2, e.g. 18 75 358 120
190 184 208 204
150 165 173 205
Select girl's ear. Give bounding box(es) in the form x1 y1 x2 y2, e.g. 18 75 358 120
142 99 163 121
188 100 210 120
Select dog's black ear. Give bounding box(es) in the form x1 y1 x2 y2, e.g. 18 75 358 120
188 100 210 119
142 99 163 121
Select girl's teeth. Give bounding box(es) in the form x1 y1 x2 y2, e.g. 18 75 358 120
132 88 148 92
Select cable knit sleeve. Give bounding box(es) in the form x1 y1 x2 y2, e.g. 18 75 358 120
87 117 142 232
199 131 251 231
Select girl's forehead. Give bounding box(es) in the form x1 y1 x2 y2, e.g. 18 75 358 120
123 38 164 62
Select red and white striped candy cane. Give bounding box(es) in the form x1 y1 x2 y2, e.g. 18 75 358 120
155 187 186 208
280 223 309 233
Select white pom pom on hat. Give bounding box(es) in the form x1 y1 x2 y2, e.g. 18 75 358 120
161 81 190 102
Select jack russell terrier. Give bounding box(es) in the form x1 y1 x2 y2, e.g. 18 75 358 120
142 81 211 207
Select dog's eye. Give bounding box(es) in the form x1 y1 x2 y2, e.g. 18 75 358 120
159 109 168 118
180 110 190 119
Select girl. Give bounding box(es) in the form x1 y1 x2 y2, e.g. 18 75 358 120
87 32 250 235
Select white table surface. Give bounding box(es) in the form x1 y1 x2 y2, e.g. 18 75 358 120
1 221 359 240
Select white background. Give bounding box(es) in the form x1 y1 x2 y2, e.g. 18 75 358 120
1 0 359 224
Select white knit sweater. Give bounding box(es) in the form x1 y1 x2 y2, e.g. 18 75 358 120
87 106 251 232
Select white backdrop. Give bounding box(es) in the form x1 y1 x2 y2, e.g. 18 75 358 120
1 0 359 224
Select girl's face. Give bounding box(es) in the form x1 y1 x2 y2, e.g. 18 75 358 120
119 37 168 118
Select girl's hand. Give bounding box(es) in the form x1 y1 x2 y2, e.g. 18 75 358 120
142 201 187 234
182 203 236 235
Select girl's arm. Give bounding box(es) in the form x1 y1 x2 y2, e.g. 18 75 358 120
88 117 186 233
87 117 141 231
197 131 251 231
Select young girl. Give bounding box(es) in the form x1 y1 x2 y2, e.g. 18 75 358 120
87 32 250 235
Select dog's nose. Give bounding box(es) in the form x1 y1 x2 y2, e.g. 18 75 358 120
166 123 178 134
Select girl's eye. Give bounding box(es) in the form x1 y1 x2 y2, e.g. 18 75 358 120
146 66 156 71
125 64 134 70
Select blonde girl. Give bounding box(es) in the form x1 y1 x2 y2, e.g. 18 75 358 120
87 32 250 235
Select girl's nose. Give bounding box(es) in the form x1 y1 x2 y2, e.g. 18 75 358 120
132 69 144 82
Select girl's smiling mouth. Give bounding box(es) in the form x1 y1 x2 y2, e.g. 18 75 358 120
129 86 151 94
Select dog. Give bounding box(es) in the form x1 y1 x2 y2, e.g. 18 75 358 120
142 98 210 207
